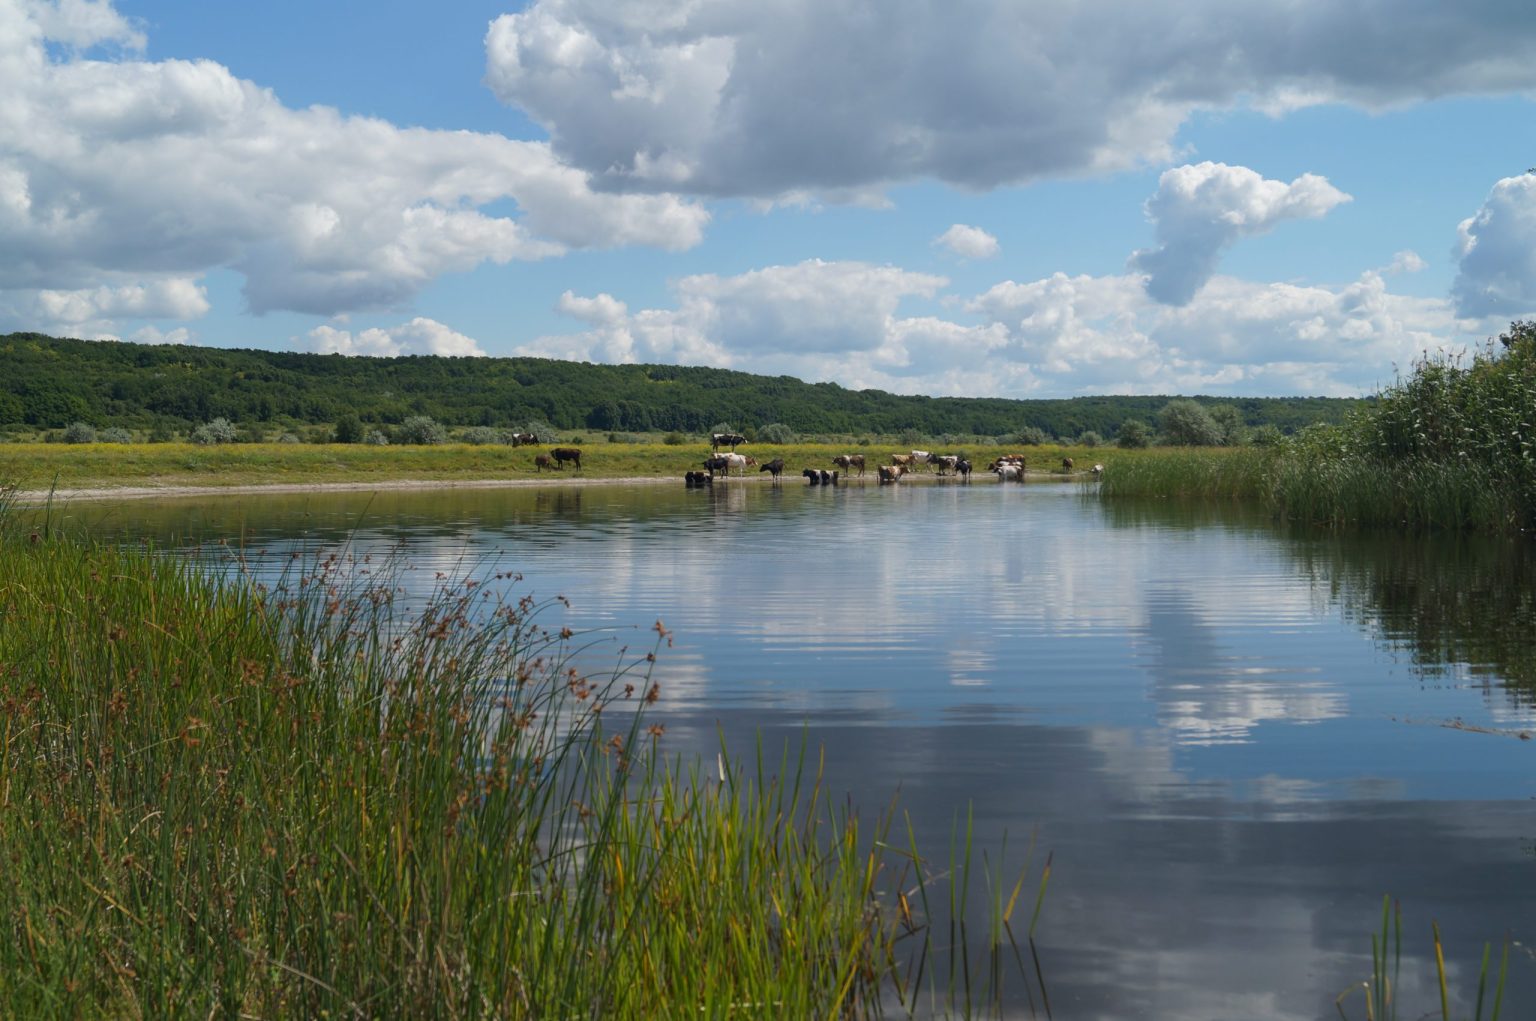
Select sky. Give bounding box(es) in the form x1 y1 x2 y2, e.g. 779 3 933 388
3 0 1536 399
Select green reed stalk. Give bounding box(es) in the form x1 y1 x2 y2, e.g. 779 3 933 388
0 490 1046 1018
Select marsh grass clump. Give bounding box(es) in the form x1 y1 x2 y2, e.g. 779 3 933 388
0 493 1043 1018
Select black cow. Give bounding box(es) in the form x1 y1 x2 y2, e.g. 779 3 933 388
704 455 731 478
510 432 539 446
551 447 582 470
760 458 785 482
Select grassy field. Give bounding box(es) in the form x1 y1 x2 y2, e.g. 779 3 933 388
2 440 1106 492
0 496 1047 1018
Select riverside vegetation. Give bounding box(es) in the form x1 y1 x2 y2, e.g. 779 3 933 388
0 490 1050 1019
1100 321 1536 533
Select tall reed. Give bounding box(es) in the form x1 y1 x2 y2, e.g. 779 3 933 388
0 491 1045 1018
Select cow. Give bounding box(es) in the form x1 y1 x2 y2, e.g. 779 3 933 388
711 432 747 451
910 450 932 471
932 454 959 476
510 432 539 447
890 454 915 469
956 458 973 481
534 454 554 472
878 464 907 484
1062 456 1075 471
994 463 1023 481
803 467 823 485
551 447 582 470
1091 464 1104 478
721 452 756 475
760 458 785 482
685 470 713 488
703 455 731 478
833 453 866 477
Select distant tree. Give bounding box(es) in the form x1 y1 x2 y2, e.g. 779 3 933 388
1116 420 1151 449
398 415 446 445
758 422 795 443
190 417 238 445
1250 424 1284 447
62 421 97 444
364 430 389 445
99 427 133 444
663 432 688 446
277 433 301 444
1076 430 1103 448
1015 426 1049 446
1157 401 1224 446
334 413 364 444
1207 404 1245 445
1499 318 1536 351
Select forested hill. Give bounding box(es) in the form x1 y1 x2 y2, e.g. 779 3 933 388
0 332 1361 438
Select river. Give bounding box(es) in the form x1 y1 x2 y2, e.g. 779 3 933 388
65 478 1536 1019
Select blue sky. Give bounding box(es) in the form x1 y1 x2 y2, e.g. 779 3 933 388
5 0 1536 398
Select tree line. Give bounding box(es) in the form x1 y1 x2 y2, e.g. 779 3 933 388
0 332 1361 442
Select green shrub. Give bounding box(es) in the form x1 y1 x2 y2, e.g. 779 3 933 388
99 427 133 444
397 415 447 445
333 413 364 444
1116 420 1151 448
189 417 238 445
663 432 688 446
62 421 97 444
758 422 795 443
1015 426 1049 446
459 426 502 445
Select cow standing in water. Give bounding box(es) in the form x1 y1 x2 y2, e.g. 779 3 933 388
760 458 785 482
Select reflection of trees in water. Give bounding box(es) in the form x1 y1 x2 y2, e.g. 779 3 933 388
1291 532 1536 705
1102 499 1536 705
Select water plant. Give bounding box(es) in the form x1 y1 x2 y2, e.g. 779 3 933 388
1336 898 1513 1021
0 491 1047 1018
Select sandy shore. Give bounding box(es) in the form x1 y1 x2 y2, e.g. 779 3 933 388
12 475 684 505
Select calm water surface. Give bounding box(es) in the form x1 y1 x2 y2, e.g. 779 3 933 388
71 480 1536 1019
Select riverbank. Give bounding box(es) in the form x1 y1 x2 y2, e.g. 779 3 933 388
3 440 1100 503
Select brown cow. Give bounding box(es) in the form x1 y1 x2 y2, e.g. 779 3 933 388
833 453 866 477
552 447 582 470
534 454 553 471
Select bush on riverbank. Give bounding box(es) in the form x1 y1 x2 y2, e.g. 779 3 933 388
0 496 1040 1017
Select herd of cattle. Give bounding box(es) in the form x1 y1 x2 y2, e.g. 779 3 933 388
521 432 1104 485
693 446 1103 485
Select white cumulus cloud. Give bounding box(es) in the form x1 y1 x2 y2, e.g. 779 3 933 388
1452 174 1536 318
0 0 708 323
935 224 1001 260
305 318 486 358
1129 163 1351 305
485 0 1536 199
524 257 1462 398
